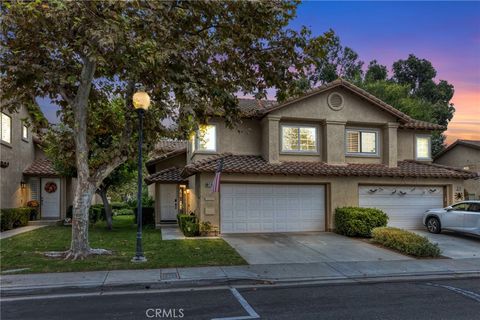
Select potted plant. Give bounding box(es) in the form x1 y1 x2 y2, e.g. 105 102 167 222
26 200 40 220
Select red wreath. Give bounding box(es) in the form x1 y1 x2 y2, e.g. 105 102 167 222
44 182 57 193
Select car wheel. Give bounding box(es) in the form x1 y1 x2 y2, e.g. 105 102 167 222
426 217 441 234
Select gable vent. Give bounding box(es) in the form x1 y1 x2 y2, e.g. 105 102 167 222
328 92 344 111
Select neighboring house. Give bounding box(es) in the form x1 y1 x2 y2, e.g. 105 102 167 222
434 140 480 200
0 106 73 220
146 79 477 233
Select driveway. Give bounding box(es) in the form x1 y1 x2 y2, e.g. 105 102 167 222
222 232 411 264
412 230 480 259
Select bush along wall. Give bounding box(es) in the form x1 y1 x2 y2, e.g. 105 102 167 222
0 208 34 231
334 207 388 237
177 214 199 237
372 227 441 257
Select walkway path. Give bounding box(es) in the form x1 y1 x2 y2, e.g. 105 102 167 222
0 226 46 240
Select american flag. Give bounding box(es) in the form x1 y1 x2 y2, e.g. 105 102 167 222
211 159 224 193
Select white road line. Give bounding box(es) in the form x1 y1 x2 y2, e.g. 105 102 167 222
427 283 480 302
211 288 260 320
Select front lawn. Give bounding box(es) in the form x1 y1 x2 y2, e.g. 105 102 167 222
0 215 246 274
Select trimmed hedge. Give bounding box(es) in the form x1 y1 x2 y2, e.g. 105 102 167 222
111 202 130 210
133 207 155 226
177 214 199 237
335 207 388 237
115 208 133 216
372 227 441 257
89 204 106 224
0 208 33 231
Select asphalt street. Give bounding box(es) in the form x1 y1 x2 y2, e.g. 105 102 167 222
2 278 479 320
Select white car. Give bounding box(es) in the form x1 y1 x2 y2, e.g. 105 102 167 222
423 200 480 235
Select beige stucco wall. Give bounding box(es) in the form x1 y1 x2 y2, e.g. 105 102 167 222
193 172 464 232
0 107 36 208
185 88 434 168
189 118 262 163
434 145 480 199
154 152 187 172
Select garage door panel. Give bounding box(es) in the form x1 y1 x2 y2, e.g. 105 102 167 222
359 186 443 229
221 184 325 233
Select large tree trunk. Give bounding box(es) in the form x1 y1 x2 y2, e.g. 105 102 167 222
97 186 113 230
69 180 96 257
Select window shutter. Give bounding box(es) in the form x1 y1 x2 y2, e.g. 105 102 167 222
30 177 40 201
347 131 360 153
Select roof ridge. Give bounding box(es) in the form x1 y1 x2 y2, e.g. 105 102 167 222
405 160 478 176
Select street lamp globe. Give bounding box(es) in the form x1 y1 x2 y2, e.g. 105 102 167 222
132 91 151 110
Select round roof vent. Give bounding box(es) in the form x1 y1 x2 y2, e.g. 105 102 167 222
328 92 344 111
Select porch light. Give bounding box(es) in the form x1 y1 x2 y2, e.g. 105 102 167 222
132 91 151 110
20 181 26 189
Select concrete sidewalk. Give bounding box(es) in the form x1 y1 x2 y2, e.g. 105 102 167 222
1 258 479 294
0 226 46 240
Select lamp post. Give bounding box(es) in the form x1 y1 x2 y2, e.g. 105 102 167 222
131 91 150 263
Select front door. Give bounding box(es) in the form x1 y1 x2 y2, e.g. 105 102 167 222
41 178 61 219
160 184 178 221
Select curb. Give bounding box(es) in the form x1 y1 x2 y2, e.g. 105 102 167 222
2 270 479 297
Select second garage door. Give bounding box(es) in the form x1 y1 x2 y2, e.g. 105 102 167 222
221 184 325 233
359 185 444 229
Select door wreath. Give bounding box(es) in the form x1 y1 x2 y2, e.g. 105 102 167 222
44 181 58 193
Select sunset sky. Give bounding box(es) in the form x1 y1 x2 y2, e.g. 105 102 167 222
290 1 479 144
38 1 479 145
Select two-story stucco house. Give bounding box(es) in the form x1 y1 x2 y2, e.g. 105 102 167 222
434 139 480 200
146 79 477 233
0 106 73 220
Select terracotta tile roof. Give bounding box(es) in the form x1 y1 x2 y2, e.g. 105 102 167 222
434 139 480 159
154 139 187 153
23 159 59 177
261 79 411 122
400 119 446 130
146 147 187 173
215 80 443 131
182 154 477 179
145 167 186 185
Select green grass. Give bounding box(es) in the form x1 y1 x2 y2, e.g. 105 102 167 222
0 215 246 274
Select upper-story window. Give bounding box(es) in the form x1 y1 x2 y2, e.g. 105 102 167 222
281 125 317 153
346 129 379 156
1 112 11 144
415 135 431 160
193 124 216 152
22 122 28 141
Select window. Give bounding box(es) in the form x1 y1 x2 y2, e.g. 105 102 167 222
194 124 216 152
22 122 28 140
1 113 11 143
468 203 480 212
451 203 469 211
281 125 317 152
346 129 378 155
415 135 431 160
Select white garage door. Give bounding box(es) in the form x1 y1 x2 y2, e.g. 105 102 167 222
221 184 325 233
359 185 444 229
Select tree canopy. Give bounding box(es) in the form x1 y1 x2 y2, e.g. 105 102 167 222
1 0 332 258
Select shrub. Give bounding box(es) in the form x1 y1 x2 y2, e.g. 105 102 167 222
177 214 199 237
0 208 32 231
133 207 155 226
372 227 441 257
115 208 133 216
111 202 129 210
89 204 106 224
335 207 388 237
